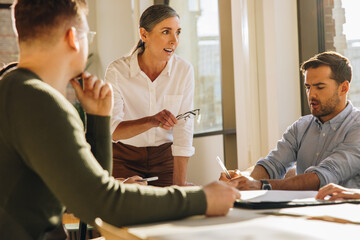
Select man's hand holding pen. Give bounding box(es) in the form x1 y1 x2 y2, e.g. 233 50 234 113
219 169 241 182
219 170 262 190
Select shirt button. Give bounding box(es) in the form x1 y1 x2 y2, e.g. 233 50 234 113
322 133 326 137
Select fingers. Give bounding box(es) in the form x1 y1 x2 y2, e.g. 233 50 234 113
100 83 112 99
82 72 95 90
229 170 241 178
165 109 178 124
161 109 177 127
316 183 343 200
78 72 109 99
127 175 143 182
122 176 148 185
227 176 260 190
70 78 83 98
70 72 113 116
71 73 100 99
327 194 345 201
156 109 177 129
92 78 102 99
329 191 360 200
137 180 148 186
219 170 242 182
219 172 230 182
203 181 240 216
316 183 360 200
229 177 248 190
219 169 241 182
85 76 105 99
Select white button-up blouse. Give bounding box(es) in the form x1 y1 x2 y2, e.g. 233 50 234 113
105 50 195 157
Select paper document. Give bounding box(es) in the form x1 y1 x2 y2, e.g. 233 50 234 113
239 190 318 203
275 203 360 224
235 190 360 209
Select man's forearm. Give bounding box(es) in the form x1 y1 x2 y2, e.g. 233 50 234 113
269 172 320 190
250 165 270 180
173 156 189 186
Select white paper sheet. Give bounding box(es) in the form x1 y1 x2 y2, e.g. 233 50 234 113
239 190 318 202
277 203 360 223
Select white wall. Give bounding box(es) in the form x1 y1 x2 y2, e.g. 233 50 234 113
232 0 301 171
257 0 301 153
187 135 225 185
88 0 137 78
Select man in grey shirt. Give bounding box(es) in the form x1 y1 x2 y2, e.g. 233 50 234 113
222 51 360 190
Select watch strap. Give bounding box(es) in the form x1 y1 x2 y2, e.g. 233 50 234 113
260 179 272 190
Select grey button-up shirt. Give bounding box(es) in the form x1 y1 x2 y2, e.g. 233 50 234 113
257 101 360 188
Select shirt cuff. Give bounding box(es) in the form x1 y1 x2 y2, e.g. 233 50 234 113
171 145 195 157
256 158 281 179
86 114 111 138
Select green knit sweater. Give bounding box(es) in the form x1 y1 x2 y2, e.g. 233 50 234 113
0 68 206 240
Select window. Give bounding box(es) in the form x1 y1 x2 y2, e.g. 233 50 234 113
169 0 223 134
298 0 360 113
0 3 18 67
326 0 360 107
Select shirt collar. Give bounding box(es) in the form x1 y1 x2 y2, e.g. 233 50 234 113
163 55 174 76
314 101 353 129
129 48 174 78
130 48 142 78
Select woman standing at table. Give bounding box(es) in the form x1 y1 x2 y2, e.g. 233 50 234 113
105 5 195 187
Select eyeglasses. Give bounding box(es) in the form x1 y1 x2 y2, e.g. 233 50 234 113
176 109 200 121
87 31 96 44
77 29 96 44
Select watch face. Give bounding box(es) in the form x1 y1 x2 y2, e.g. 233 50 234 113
261 180 272 190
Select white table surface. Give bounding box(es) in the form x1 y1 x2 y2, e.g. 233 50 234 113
128 205 360 240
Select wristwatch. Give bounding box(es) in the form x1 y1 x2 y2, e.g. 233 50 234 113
260 179 272 190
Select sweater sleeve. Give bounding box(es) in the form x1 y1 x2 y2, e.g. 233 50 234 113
85 114 112 173
8 78 207 227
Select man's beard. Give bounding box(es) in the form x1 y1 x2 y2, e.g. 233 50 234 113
309 91 340 119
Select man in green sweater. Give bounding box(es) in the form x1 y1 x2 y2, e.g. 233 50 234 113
0 0 240 239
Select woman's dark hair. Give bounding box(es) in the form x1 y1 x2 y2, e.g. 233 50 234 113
132 4 179 54
300 51 352 84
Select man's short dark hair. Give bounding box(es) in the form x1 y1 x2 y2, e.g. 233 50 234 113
13 0 87 44
300 51 352 84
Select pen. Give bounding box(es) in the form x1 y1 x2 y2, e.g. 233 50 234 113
136 176 159 182
216 156 232 179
